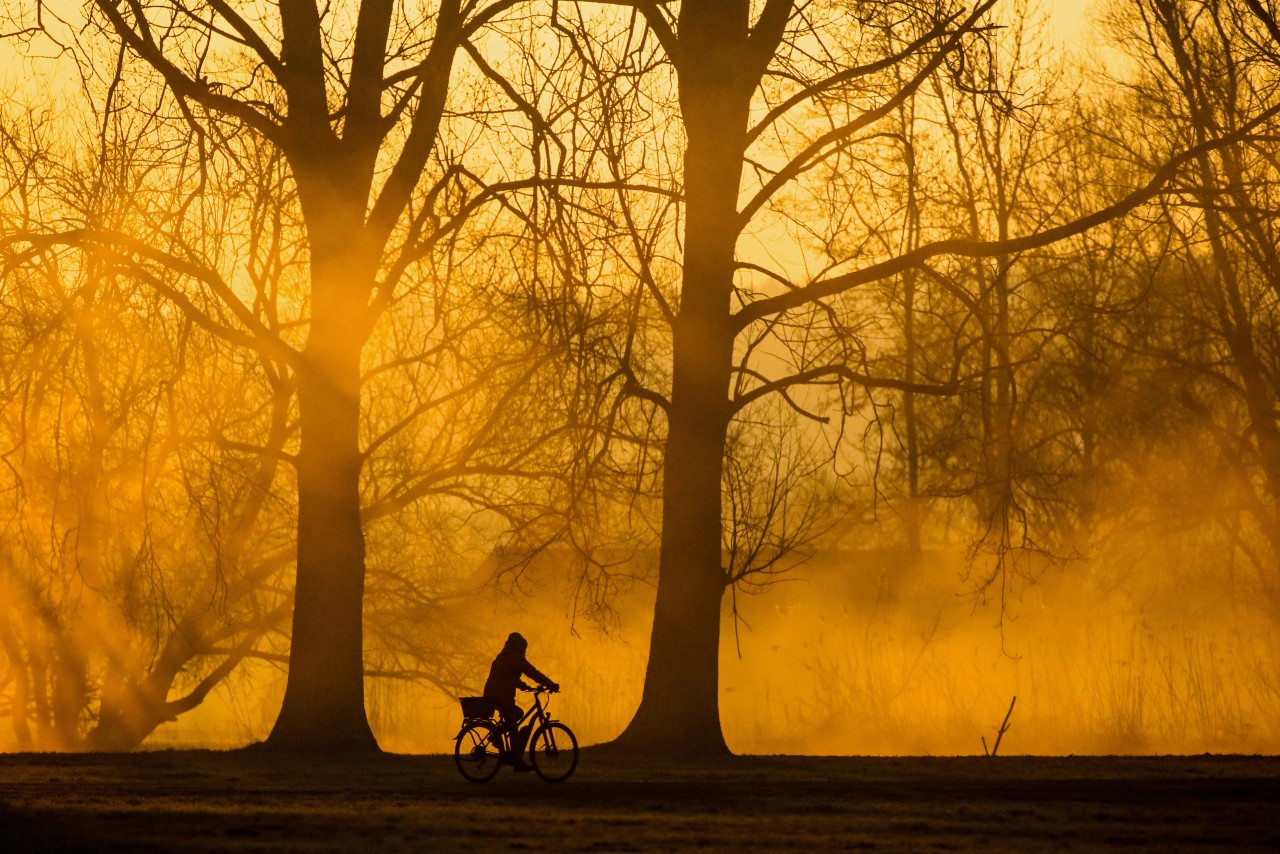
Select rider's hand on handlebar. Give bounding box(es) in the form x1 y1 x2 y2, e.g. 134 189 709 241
548 681 560 694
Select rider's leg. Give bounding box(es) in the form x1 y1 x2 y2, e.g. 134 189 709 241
511 722 533 759
509 717 534 771
497 702 523 759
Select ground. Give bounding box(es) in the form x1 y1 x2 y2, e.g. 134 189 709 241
0 750 1276 851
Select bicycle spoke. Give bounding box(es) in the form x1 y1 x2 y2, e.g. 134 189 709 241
529 722 578 783
455 722 502 783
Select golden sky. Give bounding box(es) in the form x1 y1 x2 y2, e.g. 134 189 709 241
1046 0 1095 41
0 1 1103 82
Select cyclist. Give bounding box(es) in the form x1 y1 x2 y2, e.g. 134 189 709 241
483 632 559 772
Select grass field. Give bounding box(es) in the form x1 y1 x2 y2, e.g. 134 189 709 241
1 750 1276 851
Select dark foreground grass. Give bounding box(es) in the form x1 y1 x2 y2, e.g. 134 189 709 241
0 749 1275 851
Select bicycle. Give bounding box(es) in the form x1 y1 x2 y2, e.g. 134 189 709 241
454 686 579 784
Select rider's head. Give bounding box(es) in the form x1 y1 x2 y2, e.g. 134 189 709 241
506 631 528 651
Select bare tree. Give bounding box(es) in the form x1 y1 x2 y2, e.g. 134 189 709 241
0 103 299 749
0 0 607 750
557 0 1280 754
1107 0 1280 608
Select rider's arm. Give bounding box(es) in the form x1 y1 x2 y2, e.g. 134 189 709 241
521 660 560 692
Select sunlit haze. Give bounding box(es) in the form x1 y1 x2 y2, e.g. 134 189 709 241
0 0 1277 768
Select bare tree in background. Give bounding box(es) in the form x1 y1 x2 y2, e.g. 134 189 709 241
0 107 298 749
894 3 1082 603
1 0 605 750
1111 0 1280 608
560 0 1280 754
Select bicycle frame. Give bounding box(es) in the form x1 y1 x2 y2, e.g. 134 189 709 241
489 688 555 748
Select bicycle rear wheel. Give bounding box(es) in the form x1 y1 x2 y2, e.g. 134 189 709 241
454 721 502 783
528 721 578 783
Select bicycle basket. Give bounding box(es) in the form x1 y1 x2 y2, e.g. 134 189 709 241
459 696 496 721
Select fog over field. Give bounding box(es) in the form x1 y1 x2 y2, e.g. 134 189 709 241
144 538 1279 757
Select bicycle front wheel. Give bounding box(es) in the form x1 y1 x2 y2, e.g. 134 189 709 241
454 721 502 783
529 721 578 783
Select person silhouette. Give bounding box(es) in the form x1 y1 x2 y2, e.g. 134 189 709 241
483 632 559 772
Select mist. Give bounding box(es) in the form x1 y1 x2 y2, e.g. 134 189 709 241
3 0 1280 760
135 469 1280 758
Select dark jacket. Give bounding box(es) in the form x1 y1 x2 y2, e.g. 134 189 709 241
483 640 553 703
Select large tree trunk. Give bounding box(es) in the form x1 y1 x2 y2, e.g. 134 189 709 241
614 0 758 755
614 316 733 753
265 216 378 751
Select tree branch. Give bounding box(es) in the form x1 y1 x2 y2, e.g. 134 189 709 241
90 0 282 142
733 102 1280 332
744 13 960 147
737 0 997 229
730 364 958 415
2 228 303 371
